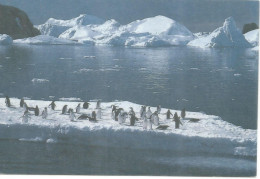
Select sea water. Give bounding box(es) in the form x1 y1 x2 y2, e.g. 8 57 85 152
0 45 257 175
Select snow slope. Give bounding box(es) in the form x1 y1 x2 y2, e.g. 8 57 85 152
244 29 259 47
0 34 13 45
188 17 251 48
37 15 194 47
13 35 77 45
0 98 256 157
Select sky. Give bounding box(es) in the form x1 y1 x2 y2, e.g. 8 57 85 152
0 0 258 32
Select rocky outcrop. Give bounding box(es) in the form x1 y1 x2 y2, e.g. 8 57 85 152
0 4 40 39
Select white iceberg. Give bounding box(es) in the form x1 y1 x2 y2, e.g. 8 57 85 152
13 35 78 45
37 14 105 37
188 17 251 48
244 29 259 52
0 98 256 157
37 15 194 47
0 34 13 45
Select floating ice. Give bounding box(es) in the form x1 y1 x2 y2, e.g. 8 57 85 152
0 34 13 45
32 78 49 83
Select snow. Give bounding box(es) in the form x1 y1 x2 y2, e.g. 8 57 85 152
31 78 49 83
0 98 256 157
188 17 251 48
0 34 13 45
13 35 77 45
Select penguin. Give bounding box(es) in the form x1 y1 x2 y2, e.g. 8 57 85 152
181 108 186 119
78 114 89 120
62 105 68 114
5 96 11 107
166 109 173 119
173 112 182 129
129 114 136 126
143 117 148 130
20 98 24 108
89 111 97 122
69 109 76 121
157 105 161 114
140 106 146 118
147 118 153 130
118 110 127 124
97 108 102 119
35 105 39 116
114 108 123 121
76 103 81 114
152 111 159 126
22 109 30 123
67 108 73 114
49 101 56 110
156 125 170 130
111 105 117 117
83 102 90 109
42 107 48 119
23 103 28 111
129 107 135 117
146 107 152 119
96 100 101 109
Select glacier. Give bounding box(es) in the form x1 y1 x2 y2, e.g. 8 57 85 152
188 17 251 48
0 98 256 157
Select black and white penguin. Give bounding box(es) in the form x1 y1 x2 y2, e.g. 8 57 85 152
129 107 135 117
42 107 48 119
62 105 68 114
156 125 170 130
173 112 182 129
166 109 173 119
78 114 89 120
67 108 73 114
157 105 161 114
5 96 11 107
151 111 159 126
20 98 24 108
22 109 30 123
96 100 101 109
83 102 90 109
146 107 152 119
69 109 76 121
76 103 81 114
89 111 97 122
97 108 102 119
181 108 186 119
35 105 39 116
49 101 56 110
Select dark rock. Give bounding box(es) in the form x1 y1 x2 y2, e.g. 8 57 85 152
0 4 40 39
242 23 259 34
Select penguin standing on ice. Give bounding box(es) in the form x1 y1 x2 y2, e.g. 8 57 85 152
129 107 135 116
96 100 101 109
152 111 160 126
89 111 97 122
76 103 81 114
111 105 117 119
49 101 56 110
23 103 28 111
69 109 76 121
147 117 152 130
143 116 148 130
114 108 123 121
42 107 48 119
146 107 152 119
20 98 25 107
35 105 39 116
5 96 11 107
83 102 90 109
173 112 182 129
97 108 102 119
22 109 30 123
157 105 161 114
166 109 173 119
140 106 146 118
67 108 73 114
181 108 186 119
62 105 68 114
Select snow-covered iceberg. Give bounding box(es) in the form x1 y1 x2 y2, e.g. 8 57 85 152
36 14 105 37
13 35 77 45
0 34 13 45
0 98 256 157
37 15 194 47
188 17 251 48
244 29 259 52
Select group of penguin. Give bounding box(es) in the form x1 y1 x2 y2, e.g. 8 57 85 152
4 96 185 130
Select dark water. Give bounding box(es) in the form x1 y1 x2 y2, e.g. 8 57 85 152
0 45 257 129
0 139 256 176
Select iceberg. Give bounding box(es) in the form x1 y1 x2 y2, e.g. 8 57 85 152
0 98 256 157
13 35 77 45
244 29 259 48
37 15 194 47
37 14 105 37
188 17 251 48
0 34 13 45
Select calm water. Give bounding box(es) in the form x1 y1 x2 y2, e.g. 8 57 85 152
0 45 258 129
0 45 257 175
